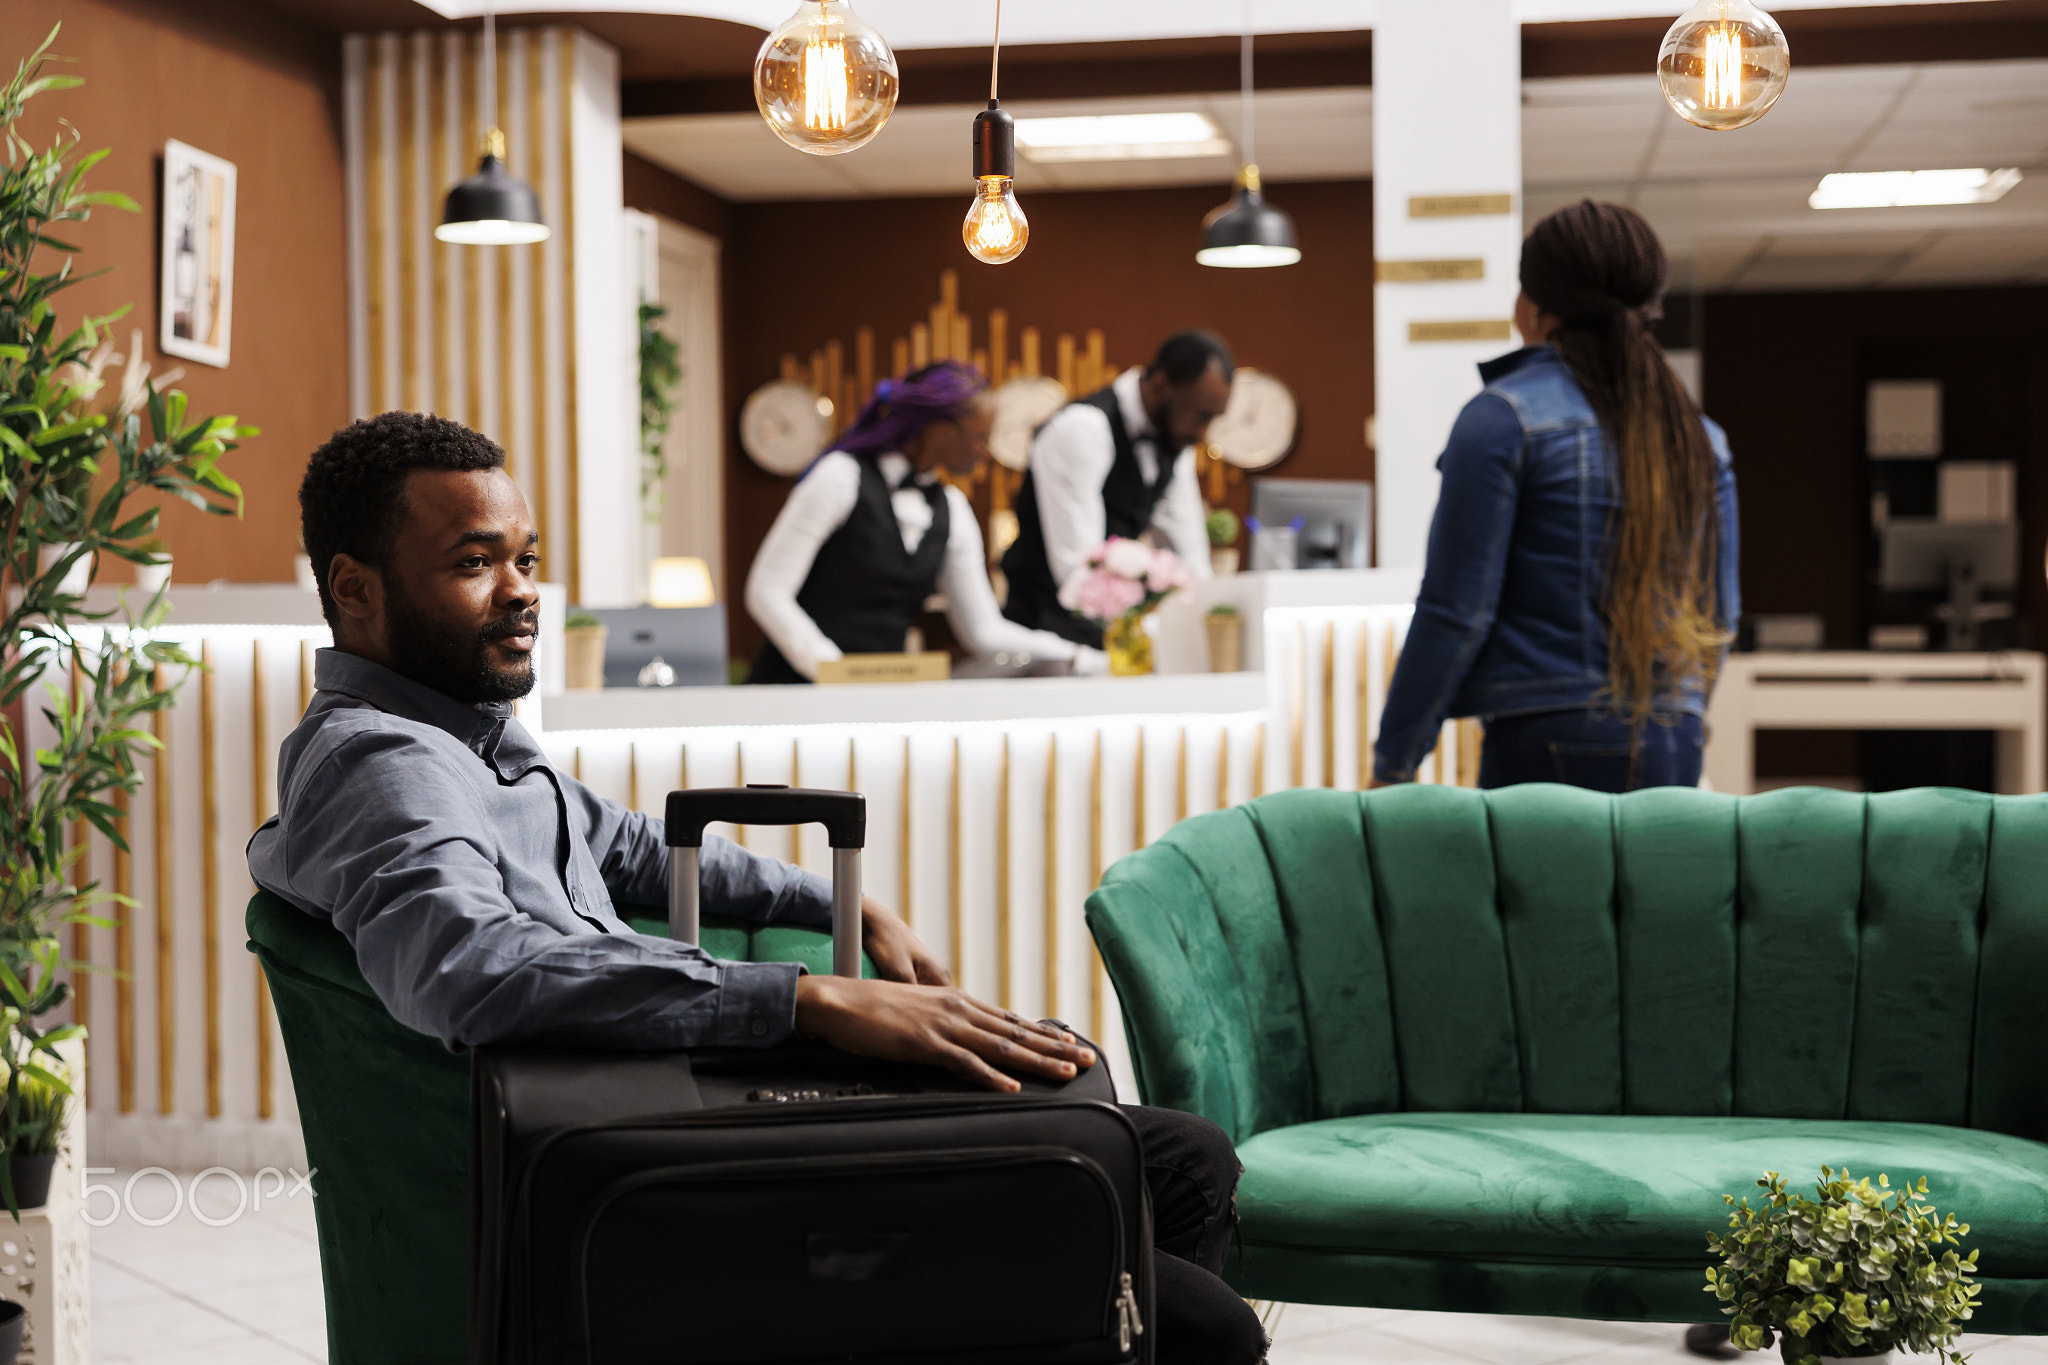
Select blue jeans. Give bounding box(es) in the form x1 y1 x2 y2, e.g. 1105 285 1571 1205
1478 708 1705 792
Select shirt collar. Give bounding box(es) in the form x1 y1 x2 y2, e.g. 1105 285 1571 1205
876 451 934 490
1111 367 1157 442
1478 344 1558 385
313 648 542 777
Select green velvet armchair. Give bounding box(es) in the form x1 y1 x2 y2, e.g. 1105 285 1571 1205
1085 784 2048 1331
246 891 872 1365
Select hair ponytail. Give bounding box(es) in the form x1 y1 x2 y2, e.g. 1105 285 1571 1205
1520 200 1728 735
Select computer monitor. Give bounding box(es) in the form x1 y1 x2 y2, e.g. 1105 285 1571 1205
1878 520 2017 591
1248 478 1373 570
581 605 728 688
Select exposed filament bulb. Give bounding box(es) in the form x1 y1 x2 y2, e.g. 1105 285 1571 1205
963 175 1028 265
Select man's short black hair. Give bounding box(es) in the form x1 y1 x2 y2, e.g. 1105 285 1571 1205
299 411 506 627
1146 329 1235 386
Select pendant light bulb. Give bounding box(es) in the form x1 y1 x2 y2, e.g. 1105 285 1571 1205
754 0 899 156
1198 31 1298 269
1657 0 1790 131
964 101 1028 265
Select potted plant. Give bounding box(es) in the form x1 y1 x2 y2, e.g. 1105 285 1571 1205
0 1064 70 1211
1206 508 1242 577
1057 537 1192 676
1 24 250 1244
1705 1168 1980 1365
563 610 608 690
1204 603 1243 673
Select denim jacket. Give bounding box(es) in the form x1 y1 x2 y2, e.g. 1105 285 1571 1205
1372 346 1740 783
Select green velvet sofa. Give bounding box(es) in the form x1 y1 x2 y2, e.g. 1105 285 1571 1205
1084 784 2048 1331
245 891 872 1365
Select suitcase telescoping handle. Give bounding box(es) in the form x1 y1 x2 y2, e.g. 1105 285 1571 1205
665 786 868 979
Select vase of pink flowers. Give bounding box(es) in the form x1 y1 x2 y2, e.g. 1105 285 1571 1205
1059 536 1194 677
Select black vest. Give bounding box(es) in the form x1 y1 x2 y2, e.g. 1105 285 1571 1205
1000 386 1176 647
751 457 950 685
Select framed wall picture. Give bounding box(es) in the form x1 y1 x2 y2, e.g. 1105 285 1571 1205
159 139 236 368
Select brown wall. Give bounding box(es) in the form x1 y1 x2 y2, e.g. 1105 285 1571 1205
711 178 1374 660
1 0 348 583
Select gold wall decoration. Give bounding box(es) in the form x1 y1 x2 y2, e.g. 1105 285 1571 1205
1409 193 1513 218
1409 320 1514 344
1377 258 1486 282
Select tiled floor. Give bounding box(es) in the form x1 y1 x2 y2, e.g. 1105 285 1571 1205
83 1173 2048 1365
91 1167 326 1363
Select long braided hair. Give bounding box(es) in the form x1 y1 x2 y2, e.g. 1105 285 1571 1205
1519 201 1728 733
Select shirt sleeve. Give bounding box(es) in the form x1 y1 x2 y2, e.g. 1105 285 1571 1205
1373 391 1525 783
744 453 862 681
1148 449 1215 580
938 487 1083 662
1708 419 1742 639
558 772 833 929
1029 406 1116 589
268 727 804 1052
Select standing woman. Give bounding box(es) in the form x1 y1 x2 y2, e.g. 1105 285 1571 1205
746 362 1106 684
1372 201 1739 791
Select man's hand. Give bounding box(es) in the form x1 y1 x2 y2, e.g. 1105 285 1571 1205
794 975 1096 1093
860 897 950 986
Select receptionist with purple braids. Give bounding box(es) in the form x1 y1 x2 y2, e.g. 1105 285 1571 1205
744 361 1108 683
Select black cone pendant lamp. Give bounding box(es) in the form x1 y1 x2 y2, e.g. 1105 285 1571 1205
436 7 550 246
1197 32 1299 269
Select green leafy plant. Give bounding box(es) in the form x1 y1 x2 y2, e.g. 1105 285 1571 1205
1205 507 1239 548
1205 603 1239 619
564 610 602 630
1706 1168 1979 1365
638 301 681 520
0 1061 69 1157
1 27 250 1213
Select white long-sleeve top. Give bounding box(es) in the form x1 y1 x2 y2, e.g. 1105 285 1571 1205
745 451 1101 682
1027 366 1215 592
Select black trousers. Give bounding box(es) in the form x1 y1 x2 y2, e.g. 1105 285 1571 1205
1122 1103 1268 1365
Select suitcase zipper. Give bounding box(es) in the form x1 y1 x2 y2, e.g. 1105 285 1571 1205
1116 1270 1145 1352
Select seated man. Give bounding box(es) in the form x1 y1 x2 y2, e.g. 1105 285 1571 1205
249 412 1264 1365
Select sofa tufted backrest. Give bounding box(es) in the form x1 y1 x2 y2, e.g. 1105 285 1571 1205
1085 784 2048 1146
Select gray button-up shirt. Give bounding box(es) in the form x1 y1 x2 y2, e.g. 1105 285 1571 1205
247 649 832 1050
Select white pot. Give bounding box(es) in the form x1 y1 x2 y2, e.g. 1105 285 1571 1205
134 560 172 594
38 542 91 597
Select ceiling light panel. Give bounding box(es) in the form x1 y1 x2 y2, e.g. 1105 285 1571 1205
1013 112 1232 162
1810 167 2022 209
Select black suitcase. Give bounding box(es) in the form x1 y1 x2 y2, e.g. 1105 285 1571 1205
470 786 1153 1365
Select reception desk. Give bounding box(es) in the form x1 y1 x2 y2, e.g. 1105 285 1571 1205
44 574 1459 1163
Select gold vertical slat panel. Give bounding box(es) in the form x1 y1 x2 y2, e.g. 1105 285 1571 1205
253 640 275 1121
1042 733 1058 1021
1132 726 1146 850
1216 723 1231 812
995 735 1010 1010
200 644 223 1118
1175 727 1188 825
1357 623 1375 786
430 35 453 423
151 667 175 1116
900 736 912 925
1088 730 1104 1045
1322 621 1337 787
950 737 963 986
1290 623 1307 789
396 35 419 411
364 39 390 416
114 779 133 1115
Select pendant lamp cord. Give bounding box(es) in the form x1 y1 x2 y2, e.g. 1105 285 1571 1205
482 4 498 141
1240 29 1254 168
990 0 1003 102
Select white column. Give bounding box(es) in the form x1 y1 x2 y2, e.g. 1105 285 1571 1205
1371 0 1522 571
569 30 637 605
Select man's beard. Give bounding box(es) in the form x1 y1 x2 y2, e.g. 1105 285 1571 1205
382 575 538 705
